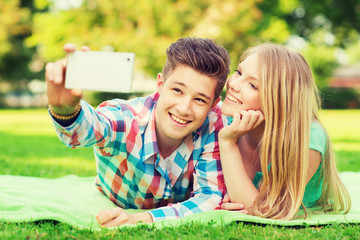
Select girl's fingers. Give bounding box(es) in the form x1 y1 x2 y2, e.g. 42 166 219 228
239 209 249 214
221 202 245 210
254 110 265 127
231 112 241 125
239 110 251 126
248 110 261 127
239 110 264 130
223 194 230 203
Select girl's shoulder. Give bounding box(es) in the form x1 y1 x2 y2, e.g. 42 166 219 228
310 121 328 159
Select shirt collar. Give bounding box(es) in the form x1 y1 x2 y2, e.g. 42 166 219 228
142 106 196 162
142 104 159 160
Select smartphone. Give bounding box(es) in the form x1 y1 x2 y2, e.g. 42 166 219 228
65 51 135 93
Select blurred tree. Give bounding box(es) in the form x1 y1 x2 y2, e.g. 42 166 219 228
27 0 217 77
0 0 42 85
288 0 360 48
256 0 360 87
27 0 279 77
25 0 359 90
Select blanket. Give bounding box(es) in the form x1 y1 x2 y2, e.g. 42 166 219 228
1 172 359 230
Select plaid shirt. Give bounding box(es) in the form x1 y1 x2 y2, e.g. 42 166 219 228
51 92 227 221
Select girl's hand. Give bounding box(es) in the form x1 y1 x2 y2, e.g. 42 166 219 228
219 110 264 142
220 194 248 214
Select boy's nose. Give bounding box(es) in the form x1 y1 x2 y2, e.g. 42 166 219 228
176 98 192 116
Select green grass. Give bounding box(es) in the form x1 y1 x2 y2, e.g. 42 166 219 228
1 108 360 239
320 110 360 172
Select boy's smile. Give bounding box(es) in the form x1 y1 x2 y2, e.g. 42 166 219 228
169 113 191 125
155 65 220 155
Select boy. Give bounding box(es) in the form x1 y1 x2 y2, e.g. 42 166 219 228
46 37 230 226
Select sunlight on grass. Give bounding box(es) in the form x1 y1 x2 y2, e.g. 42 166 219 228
0 108 96 177
319 109 360 171
1 109 359 177
0 109 56 136
320 110 360 141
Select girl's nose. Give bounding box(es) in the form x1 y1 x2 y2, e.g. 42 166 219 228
228 76 241 92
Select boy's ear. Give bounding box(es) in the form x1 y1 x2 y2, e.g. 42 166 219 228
210 96 221 110
156 73 164 91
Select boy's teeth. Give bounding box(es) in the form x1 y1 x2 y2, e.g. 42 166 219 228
172 115 188 124
228 95 241 103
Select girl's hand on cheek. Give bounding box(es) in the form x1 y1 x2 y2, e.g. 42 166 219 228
219 110 264 142
238 110 264 132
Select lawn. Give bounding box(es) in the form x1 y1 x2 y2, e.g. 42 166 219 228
0 108 359 239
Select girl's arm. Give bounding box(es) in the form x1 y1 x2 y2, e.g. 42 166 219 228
219 137 259 211
307 149 322 182
220 111 322 213
219 110 264 211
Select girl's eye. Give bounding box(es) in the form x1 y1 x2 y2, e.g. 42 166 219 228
235 70 242 76
250 83 258 90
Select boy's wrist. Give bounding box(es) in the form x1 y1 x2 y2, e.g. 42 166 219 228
49 104 82 121
50 104 79 115
134 212 153 224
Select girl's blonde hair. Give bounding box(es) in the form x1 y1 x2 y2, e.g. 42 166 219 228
241 43 351 219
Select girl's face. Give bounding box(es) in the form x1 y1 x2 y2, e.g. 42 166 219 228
221 53 262 116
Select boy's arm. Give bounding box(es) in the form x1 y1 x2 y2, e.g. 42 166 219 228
51 100 126 150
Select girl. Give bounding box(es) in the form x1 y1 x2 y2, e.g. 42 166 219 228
219 43 351 220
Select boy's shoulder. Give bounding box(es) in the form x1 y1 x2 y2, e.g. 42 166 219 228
98 93 157 113
201 100 229 132
95 93 158 127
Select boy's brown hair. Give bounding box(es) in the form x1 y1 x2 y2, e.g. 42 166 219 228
162 37 230 100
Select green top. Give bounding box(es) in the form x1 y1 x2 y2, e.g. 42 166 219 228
252 121 327 208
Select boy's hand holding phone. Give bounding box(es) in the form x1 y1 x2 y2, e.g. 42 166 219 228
45 43 135 116
45 43 87 115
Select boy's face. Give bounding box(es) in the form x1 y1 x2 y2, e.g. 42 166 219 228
155 64 220 147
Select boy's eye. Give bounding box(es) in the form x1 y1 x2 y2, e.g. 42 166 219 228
235 70 242 76
195 98 206 104
173 88 182 94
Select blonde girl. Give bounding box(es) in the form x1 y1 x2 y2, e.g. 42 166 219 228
219 43 351 220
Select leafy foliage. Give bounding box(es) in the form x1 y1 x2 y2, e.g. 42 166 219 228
0 0 37 83
0 0 359 93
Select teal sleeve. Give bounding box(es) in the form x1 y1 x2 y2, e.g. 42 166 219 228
310 121 327 159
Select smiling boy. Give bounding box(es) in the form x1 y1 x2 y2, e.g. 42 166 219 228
46 37 230 226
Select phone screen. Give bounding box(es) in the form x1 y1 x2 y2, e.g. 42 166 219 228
65 51 135 93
